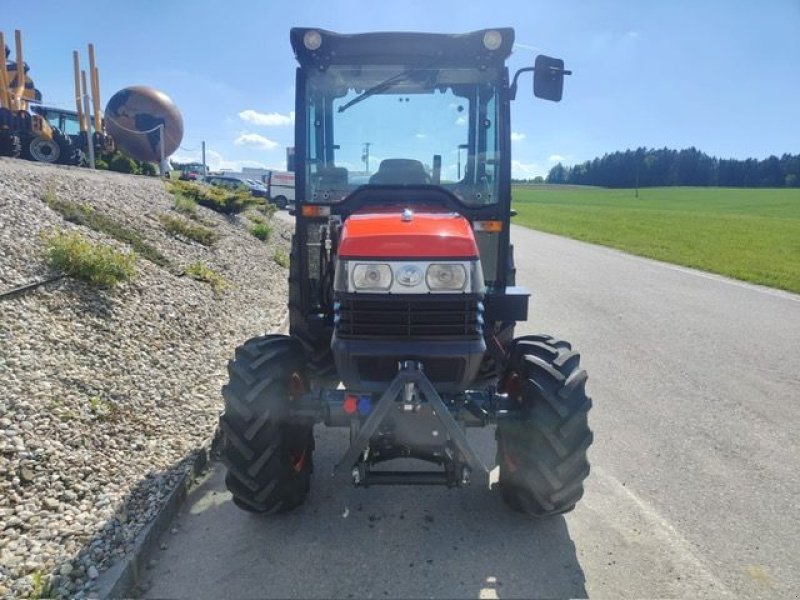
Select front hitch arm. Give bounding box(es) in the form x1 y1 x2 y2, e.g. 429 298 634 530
332 362 488 478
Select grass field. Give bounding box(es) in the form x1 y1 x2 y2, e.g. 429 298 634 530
511 186 800 294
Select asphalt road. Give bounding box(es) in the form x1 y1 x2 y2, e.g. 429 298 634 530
145 224 800 599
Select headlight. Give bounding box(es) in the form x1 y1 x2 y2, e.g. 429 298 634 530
352 263 392 290
335 259 482 293
426 264 467 291
303 30 322 51
483 30 503 51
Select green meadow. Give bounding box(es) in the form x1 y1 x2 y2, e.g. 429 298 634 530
511 186 800 294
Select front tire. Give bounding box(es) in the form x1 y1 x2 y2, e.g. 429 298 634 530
0 130 21 158
21 129 78 165
496 334 593 516
273 195 288 210
220 334 314 513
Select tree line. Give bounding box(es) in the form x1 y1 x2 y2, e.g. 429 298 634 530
543 148 800 188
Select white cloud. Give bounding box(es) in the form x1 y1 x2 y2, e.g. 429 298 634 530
548 154 566 162
415 133 427 139
511 132 526 142
511 160 544 179
238 109 295 126
455 116 467 126
235 133 279 150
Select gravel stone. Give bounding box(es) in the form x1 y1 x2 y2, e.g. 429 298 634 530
19 467 35 484
0 158 291 598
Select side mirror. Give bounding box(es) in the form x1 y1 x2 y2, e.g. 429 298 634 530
533 55 569 102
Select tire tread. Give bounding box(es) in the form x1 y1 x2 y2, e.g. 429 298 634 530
496 335 593 517
220 334 313 514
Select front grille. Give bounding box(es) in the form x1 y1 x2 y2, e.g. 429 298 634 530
335 295 483 340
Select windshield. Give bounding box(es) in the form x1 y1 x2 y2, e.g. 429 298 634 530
304 65 501 205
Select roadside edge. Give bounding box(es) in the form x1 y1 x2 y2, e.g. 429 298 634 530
95 313 289 599
94 430 223 600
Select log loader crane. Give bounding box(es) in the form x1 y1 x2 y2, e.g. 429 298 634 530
0 29 112 165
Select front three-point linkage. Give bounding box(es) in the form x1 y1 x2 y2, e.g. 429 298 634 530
332 361 488 488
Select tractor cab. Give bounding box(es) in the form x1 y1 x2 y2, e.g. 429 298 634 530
289 28 568 380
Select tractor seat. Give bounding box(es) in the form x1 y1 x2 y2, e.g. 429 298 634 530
318 165 349 186
369 159 430 185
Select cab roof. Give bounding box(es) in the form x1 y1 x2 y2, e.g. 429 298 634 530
290 28 514 70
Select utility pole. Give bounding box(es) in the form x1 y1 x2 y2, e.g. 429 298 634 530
80 70 95 169
158 124 166 177
362 142 371 173
201 141 206 178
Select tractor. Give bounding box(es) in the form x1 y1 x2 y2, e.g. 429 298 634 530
220 28 593 517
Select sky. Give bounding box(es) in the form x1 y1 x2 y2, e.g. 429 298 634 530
7 0 800 178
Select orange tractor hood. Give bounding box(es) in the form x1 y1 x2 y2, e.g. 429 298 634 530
338 210 478 259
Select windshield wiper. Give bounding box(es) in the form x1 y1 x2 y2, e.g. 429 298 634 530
337 68 423 114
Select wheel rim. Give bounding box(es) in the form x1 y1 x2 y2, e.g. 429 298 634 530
288 371 310 472
289 372 306 400
291 447 308 472
29 138 60 163
502 371 522 402
499 436 519 473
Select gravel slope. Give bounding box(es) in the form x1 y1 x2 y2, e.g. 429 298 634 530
0 158 290 599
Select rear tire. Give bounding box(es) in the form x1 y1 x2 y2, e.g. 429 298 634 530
496 334 593 517
288 236 337 382
220 334 314 514
474 322 515 386
273 195 288 210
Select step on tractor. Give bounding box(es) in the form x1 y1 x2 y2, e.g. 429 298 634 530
221 28 593 517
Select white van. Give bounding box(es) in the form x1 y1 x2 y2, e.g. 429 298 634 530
264 170 295 210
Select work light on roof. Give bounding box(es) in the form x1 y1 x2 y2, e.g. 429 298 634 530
303 30 322 51
482 30 502 51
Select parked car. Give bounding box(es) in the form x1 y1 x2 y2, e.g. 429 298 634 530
245 179 269 197
204 175 267 198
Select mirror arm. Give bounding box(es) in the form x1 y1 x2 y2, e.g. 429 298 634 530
509 67 535 101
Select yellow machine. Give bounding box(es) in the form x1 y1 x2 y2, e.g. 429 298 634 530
1 29 113 164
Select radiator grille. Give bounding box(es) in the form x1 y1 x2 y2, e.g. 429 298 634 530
335 295 483 340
